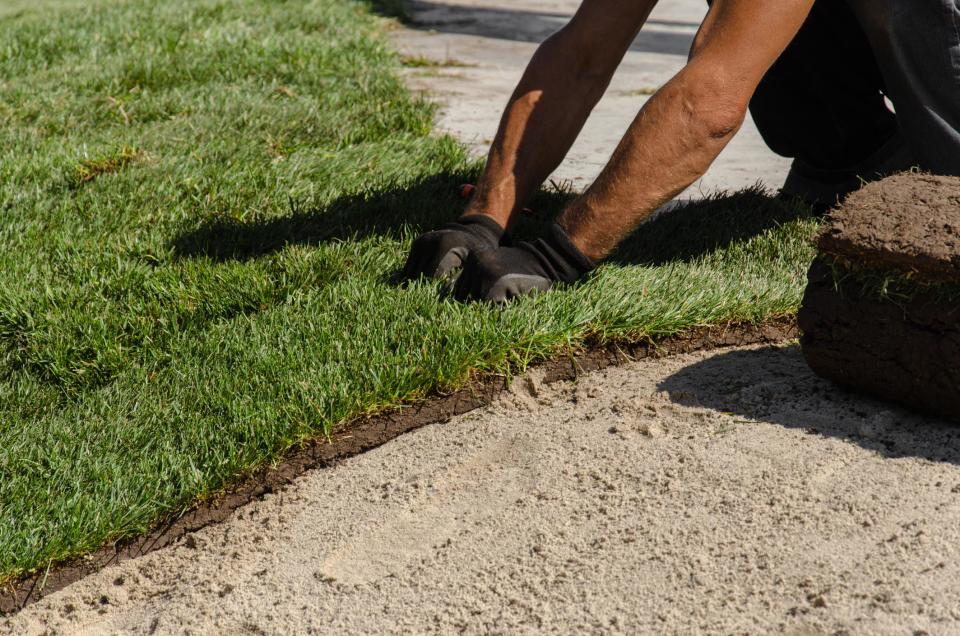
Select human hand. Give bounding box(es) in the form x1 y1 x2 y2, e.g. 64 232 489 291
402 215 505 280
453 223 594 302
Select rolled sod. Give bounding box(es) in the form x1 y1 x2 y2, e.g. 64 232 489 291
798 173 960 419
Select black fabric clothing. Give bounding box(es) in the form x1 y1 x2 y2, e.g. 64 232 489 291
717 0 960 176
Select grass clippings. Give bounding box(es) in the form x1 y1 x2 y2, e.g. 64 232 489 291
72 146 144 187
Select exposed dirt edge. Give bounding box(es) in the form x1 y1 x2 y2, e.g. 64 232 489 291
816 173 960 284
0 317 797 614
799 258 960 419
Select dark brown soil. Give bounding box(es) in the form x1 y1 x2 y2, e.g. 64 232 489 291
0 318 797 615
799 258 960 419
818 173 960 283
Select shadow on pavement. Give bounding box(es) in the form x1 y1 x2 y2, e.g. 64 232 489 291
381 0 697 57
657 345 960 466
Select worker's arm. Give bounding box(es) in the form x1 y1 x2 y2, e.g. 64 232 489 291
462 0 660 229
402 0 657 280
453 0 817 302
557 0 816 261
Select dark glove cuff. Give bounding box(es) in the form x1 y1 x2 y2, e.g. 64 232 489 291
443 214 505 247
547 223 595 276
519 223 595 285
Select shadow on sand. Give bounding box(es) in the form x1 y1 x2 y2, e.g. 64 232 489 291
657 345 960 465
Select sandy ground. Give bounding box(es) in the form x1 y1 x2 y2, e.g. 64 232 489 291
6 343 960 635
390 0 792 192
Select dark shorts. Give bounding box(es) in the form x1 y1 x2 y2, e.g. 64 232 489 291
750 0 960 176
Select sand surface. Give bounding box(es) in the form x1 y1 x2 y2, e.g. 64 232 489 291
6 343 960 635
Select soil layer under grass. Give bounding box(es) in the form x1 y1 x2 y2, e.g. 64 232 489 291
800 259 960 418
800 174 960 419
817 173 960 281
0 0 816 589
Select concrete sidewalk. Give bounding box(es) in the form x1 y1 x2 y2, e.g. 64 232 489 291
390 0 791 195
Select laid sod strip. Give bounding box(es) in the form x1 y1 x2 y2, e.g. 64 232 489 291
0 0 818 585
2 318 797 613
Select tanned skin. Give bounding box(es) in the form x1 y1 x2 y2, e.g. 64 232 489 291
462 0 817 261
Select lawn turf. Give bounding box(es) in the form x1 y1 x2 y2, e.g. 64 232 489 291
0 0 818 583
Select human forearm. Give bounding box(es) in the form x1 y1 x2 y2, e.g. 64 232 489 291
464 1 657 228
401 0 656 282
558 64 746 260
462 34 612 227
558 0 817 262
448 0 820 303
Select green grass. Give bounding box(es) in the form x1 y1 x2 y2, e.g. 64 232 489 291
0 0 818 584
821 256 960 305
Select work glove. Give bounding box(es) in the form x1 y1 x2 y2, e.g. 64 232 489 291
453 222 595 302
402 214 505 280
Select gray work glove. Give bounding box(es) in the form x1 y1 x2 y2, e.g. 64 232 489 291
453 223 595 302
402 215 505 280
